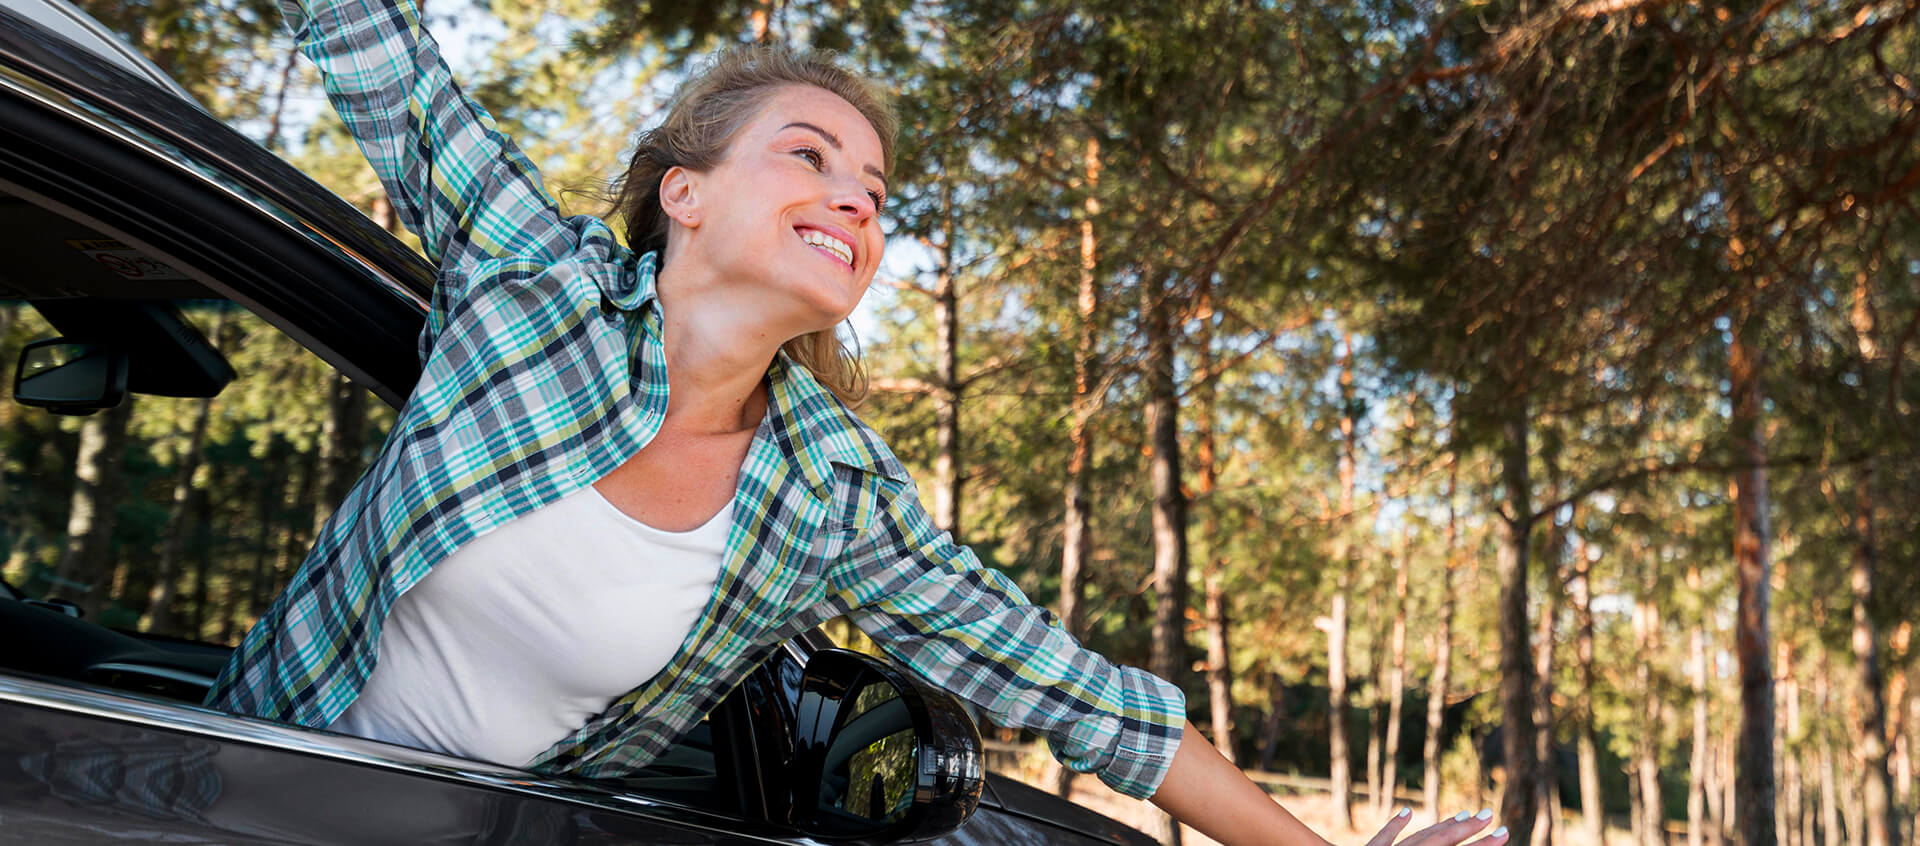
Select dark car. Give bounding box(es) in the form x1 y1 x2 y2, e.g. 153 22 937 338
0 1 1156 842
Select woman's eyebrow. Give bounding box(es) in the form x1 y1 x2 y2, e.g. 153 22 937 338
782 121 888 190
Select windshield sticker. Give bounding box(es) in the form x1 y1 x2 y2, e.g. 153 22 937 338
66 239 191 281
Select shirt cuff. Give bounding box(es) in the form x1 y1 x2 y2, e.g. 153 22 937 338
1085 669 1186 799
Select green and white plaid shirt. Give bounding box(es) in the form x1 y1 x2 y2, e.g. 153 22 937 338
204 0 1184 799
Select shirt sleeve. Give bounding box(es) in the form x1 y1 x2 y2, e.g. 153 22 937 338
276 0 577 270
830 476 1186 800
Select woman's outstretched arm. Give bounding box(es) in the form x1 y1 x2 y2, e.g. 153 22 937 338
278 0 577 269
1150 721 1510 846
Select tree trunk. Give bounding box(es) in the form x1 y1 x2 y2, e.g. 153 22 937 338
1193 270 1233 766
1052 136 1101 799
1422 476 1456 817
143 311 228 635
215 470 250 644
1896 690 1912 844
49 397 135 619
1258 674 1288 772
187 486 213 638
1634 561 1663 846
1382 525 1409 813
1496 400 1539 846
1629 763 1647 846
1204 571 1233 761
1688 563 1720 846
246 430 283 624
1142 272 1187 846
1781 642 1802 846
1533 494 1565 846
1730 323 1777 846
276 448 319 593
1888 624 1913 846
929 185 962 538
142 393 214 635
1572 532 1605 845
261 46 299 152
1848 474 1897 846
310 372 370 539
1328 334 1358 829
1816 661 1840 846
1366 580 1385 815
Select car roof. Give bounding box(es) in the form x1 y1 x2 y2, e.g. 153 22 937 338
0 0 438 404
0 0 193 100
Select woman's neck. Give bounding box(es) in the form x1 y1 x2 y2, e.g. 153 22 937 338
655 267 777 436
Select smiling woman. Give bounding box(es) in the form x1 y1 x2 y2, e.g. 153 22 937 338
187 0 1496 842
200 0 1191 796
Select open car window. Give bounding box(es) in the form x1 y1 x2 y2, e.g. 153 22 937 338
0 297 394 645
0 289 744 816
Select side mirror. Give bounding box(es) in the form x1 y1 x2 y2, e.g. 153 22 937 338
791 649 983 841
14 338 127 415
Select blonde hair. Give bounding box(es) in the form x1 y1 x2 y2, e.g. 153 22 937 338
610 45 897 405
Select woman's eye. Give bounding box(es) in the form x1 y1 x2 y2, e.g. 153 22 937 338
867 191 886 210
794 146 825 168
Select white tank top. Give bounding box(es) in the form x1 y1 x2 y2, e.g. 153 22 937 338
329 485 729 767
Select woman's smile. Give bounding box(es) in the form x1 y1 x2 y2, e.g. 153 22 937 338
796 224 856 269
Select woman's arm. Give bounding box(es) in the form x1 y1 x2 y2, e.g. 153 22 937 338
279 0 577 269
833 473 1511 845
1149 721 1332 845
1149 720 1508 846
830 476 1181 800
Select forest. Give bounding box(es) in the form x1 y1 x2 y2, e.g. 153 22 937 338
4 0 1918 844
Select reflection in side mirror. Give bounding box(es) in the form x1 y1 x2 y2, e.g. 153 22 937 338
14 338 128 415
818 680 914 826
792 649 983 842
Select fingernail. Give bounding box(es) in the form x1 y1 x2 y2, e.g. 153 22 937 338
1397 807 1410 819
1454 810 1472 822
1493 826 1510 839
1476 808 1493 820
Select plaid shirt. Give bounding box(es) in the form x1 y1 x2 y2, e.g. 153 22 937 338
203 0 1184 799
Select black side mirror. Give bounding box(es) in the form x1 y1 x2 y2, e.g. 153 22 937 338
14 338 127 415
790 649 983 841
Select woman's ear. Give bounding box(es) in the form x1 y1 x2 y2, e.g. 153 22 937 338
659 165 700 228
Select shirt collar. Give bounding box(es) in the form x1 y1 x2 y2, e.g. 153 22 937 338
764 352 905 500
601 247 658 313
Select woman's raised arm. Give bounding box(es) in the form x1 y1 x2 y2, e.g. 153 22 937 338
278 0 577 269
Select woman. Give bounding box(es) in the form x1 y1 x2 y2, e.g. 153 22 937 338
204 0 1507 842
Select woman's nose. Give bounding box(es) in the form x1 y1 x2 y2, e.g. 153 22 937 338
832 183 877 220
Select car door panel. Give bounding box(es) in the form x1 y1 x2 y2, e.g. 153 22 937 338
0 678 790 846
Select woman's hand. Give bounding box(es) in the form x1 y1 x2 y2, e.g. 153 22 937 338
1361 807 1509 846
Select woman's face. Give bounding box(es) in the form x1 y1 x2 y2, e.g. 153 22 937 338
669 84 888 337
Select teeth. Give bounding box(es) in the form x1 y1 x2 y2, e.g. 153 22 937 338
801 229 853 266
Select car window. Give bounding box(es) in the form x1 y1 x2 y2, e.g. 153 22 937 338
0 297 393 646
0 294 752 811
0 162 757 822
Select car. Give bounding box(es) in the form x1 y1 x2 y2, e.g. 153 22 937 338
0 1 1157 842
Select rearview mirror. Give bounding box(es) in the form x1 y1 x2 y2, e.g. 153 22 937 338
791 649 983 841
14 338 127 415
